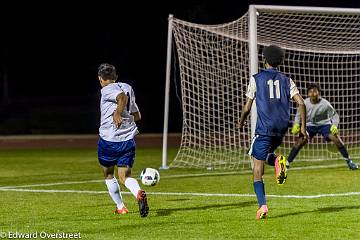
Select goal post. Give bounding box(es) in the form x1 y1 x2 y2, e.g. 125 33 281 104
163 5 360 169
161 14 174 170
248 5 258 140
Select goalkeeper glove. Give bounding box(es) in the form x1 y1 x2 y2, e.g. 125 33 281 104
330 124 338 135
291 123 300 135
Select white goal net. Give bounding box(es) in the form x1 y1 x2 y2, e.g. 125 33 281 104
168 6 360 169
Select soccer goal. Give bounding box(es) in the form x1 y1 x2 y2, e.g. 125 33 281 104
162 5 360 169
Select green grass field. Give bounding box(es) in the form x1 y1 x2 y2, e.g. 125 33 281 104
1 148 360 240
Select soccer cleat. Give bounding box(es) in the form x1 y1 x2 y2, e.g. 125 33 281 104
275 155 287 185
256 205 268 220
137 190 149 217
114 206 129 215
346 159 359 170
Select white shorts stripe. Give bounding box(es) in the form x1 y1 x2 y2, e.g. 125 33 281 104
248 134 259 156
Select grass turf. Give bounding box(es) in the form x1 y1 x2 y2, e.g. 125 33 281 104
0 148 359 239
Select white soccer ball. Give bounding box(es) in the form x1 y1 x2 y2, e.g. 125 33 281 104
140 168 160 186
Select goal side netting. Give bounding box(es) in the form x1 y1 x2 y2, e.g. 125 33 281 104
169 7 360 169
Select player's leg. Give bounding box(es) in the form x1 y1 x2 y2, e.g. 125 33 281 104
287 136 308 167
117 139 149 217
327 133 358 170
116 139 143 198
249 135 269 219
118 166 149 217
253 157 268 219
102 165 128 214
118 166 139 195
98 138 127 214
265 136 287 185
287 126 316 167
253 158 266 206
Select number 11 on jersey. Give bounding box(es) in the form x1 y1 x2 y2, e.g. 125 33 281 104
267 79 281 99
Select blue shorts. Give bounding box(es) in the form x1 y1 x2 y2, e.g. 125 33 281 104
249 135 283 160
98 138 136 168
307 124 331 141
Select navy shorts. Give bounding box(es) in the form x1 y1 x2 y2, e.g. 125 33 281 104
98 138 136 168
307 124 332 141
249 135 284 160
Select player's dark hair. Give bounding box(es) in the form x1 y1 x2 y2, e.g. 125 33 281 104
263 45 285 67
98 63 118 81
307 83 321 93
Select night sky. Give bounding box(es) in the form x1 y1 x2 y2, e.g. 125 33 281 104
1 1 359 134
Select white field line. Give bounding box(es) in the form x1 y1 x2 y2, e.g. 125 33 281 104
0 188 108 194
165 163 345 178
0 180 103 189
0 188 359 199
0 163 345 189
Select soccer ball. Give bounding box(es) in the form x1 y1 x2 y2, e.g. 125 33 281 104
140 168 160 186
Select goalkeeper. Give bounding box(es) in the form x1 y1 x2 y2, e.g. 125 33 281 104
288 83 358 170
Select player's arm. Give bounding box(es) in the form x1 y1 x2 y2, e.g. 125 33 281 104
113 92 128 128
330 111 340 135
131 111 141 122
129 88 141 121
327 100 340 135
290 79 307 140
237 77 256 129
331 112 340 126
292 93 307 140
237 98 254 129
291 110 301 134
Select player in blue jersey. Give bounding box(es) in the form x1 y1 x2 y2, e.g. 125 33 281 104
287 83 358 170
237 45 307 219
97 63 149 217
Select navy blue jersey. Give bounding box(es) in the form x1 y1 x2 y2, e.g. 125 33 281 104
246 68 299 137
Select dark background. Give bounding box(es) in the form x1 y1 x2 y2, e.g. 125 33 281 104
0 1 359 135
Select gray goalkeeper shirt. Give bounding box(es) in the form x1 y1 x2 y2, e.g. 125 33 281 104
294 97 339 127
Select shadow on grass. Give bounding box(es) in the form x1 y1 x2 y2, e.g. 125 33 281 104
165 198 191 202
272 205 360 219
155 200 256 217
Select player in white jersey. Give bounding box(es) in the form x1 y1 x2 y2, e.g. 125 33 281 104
288 83 358 170
97 63 149 217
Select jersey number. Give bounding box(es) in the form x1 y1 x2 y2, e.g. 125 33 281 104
267 80 281 99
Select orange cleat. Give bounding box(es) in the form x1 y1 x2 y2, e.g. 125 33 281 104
256 205 268 220
114 206 129 215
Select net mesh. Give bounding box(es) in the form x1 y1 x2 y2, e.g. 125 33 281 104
170 8 360 169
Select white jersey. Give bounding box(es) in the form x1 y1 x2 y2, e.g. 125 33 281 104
99 82 140 142
294 97 339 127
